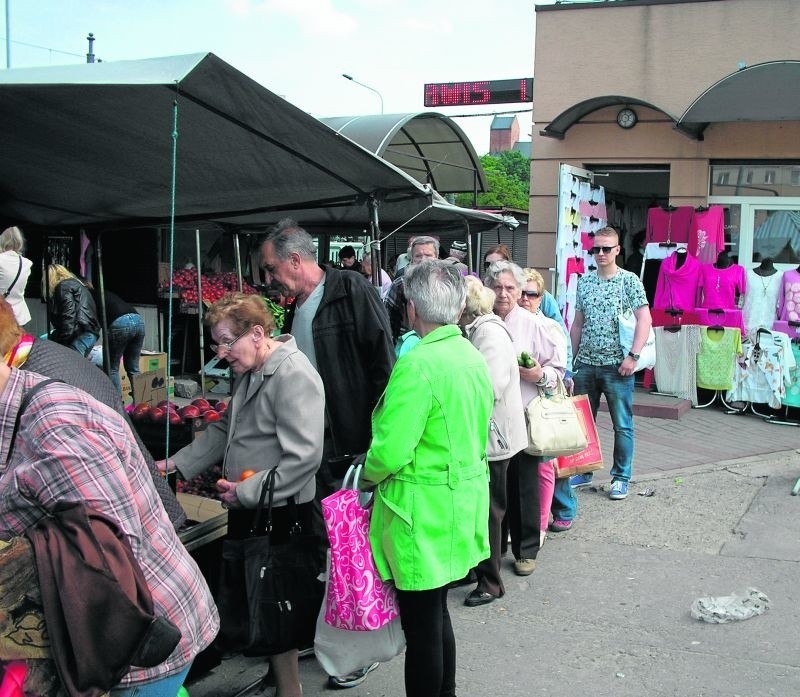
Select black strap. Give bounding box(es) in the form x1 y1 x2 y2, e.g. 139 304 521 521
3 255 23 298
248 465 301 538
7 378 64 465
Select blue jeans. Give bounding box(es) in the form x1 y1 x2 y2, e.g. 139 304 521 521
572 362 635 483
71 331 100 357
108 313 146 392
551 475 577 521
109 664 190 697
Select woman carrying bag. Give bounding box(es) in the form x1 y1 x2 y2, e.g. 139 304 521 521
158 292 324 697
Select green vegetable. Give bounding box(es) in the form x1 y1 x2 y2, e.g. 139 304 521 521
263 297 286 330
518 351 535 368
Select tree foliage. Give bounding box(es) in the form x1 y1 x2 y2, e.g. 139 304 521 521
455 150 530 210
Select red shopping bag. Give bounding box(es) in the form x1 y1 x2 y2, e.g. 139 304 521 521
554 395 604 479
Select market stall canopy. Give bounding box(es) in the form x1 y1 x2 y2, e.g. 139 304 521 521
677 61 800 140
320 113 488 195
0 52 503 234
538 96 670 140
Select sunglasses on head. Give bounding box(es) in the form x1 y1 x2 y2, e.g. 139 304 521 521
521 290 541 298
589 245 616 255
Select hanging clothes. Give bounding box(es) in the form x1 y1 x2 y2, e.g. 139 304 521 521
695 308 746 336
727 330 796 408
652 250 702 311
688 206 725 264
742 268 781 335
696 327 742 391
653 325 701 405
776 269 800 322
698 262 746 310
646 206 694 244
650 308 701 328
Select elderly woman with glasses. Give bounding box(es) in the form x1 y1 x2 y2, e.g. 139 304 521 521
158 292 324 697
519 268 578 533
485 261 567 577
363 260 493 697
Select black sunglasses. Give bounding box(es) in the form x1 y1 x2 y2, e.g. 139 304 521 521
521 290 541 298
589 245 617 255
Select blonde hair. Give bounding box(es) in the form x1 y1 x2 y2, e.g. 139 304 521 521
45 264 79 298
0 227 24 254
521 268 545 295
204 292 276 336
463 275 496 320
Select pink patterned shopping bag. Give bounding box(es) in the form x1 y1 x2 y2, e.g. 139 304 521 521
321 467 399 631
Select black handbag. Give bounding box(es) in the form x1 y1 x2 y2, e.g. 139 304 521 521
216 466 323 657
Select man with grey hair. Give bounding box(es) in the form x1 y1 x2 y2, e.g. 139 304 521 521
384 235 440 343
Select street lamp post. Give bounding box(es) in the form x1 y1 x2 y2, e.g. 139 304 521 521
342 73 384 114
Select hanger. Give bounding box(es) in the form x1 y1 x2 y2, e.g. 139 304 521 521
708 308 725 331
659 241 678 248
661 204 677 212
695 205 709 212
788 320 800 327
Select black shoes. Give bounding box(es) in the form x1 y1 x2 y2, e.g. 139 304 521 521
464 590 497 607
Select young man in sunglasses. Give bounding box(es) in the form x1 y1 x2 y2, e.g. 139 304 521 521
569 227 651 500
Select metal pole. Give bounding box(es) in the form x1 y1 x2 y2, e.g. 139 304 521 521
5 0 10 68
342 73 384 114
195 229 206 397
368 198 381 288
96 232 111 377
233 231 243 291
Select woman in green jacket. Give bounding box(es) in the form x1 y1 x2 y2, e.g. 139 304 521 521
363 260 494 697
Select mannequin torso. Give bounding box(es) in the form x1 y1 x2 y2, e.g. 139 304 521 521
754 258 777 277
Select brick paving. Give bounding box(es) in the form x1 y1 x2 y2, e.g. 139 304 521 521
593 387 800 482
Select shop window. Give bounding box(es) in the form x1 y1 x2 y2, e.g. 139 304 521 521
791 169 800 186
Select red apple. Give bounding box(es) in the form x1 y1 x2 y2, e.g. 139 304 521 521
132 403 151 421
149 407 166 423
192 398 211 410
168 411 183 426
215 401 228 413
179 405 201 419
204 410 221 422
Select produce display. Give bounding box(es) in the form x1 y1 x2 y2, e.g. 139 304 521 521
131 397 227 425
161 268 258 305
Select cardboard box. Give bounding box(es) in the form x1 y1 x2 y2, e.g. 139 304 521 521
131 368 168 406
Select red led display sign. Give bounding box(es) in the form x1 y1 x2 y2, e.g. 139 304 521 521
423 78 533 107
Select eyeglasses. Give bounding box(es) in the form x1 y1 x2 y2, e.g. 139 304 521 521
521 290 541 298
589 246 617 255
210 326 251 354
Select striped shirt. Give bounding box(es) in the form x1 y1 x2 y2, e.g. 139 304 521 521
0 368 219 686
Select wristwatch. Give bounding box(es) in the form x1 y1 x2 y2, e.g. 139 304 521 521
628 351 640 361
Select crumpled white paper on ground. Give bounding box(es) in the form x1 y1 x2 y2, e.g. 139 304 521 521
690 587 771 623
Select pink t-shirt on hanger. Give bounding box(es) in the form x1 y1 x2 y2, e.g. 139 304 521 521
688 206 725 264
698 262 746 309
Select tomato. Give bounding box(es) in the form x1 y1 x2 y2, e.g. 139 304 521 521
239 469 256 481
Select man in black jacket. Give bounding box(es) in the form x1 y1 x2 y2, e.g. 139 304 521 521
261 220 394 688
261 220 394 471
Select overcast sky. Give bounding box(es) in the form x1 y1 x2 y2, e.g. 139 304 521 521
2 0 559 154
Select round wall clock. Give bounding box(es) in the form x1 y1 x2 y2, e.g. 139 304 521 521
616 108 638 129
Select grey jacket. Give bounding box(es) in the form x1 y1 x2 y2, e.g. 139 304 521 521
173 335 325 509
465 314 527 461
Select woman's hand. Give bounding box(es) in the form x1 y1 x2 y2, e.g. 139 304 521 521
519 363 544 384
216 478 243 509
155 458 176 475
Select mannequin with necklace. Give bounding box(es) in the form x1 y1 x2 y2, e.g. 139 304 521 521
743 257 782 334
